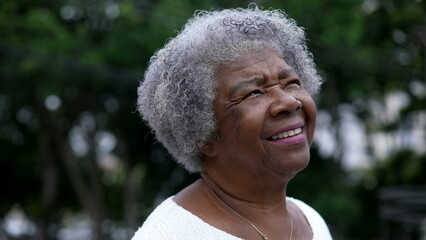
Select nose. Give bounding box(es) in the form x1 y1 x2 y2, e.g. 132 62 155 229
269 90 302 117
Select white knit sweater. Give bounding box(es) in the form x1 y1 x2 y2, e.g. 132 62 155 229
132 197 333 240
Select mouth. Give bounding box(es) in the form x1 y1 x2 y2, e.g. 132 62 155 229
269 127 303 140
266 124 305 141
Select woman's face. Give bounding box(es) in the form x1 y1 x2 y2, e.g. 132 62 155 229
204 48 317 177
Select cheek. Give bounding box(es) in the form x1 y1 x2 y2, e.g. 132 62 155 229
226 108 243 134
214 105 244 140
218 105 264 140
304 97 317 145
294 90 316 143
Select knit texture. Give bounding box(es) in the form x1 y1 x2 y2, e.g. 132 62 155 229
132 197 333 240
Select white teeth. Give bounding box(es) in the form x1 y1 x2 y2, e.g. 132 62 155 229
270 127 302 140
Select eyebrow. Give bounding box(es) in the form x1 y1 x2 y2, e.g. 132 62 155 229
229 77 266 97
229 68 297 97
278 68 297 79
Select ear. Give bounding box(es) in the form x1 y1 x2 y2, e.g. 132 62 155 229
200 140 217 158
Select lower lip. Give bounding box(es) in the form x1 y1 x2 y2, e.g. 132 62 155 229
269 130 306 145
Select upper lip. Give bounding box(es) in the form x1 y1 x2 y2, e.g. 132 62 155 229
266 123 305 140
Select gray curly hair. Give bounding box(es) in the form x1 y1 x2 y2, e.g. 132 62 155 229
137 5 322 173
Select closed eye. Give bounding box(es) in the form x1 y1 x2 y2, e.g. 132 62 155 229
242 90 263 100
288 79 301 86
284 79 301 89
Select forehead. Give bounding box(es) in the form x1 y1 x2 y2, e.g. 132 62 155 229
215 49 291 87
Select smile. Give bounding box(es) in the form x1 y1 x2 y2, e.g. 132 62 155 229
270 127 302 140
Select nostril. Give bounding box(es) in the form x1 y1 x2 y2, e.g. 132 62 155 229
295 100 302 111
278 110 291 115
269 95 302 117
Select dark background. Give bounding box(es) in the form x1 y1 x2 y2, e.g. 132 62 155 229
1 0 425 239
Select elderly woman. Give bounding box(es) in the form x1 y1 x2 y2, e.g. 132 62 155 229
133 5 333 240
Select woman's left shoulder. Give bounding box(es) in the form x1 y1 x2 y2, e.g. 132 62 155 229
287 197 333 240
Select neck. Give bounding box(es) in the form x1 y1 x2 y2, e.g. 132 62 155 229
200 173 294 240
201 172 290 211
201 153 297 207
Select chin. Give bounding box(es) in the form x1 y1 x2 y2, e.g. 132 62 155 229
273 154 310 175
289 159 310 174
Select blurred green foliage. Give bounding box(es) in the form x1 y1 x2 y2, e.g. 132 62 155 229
0 0 425 239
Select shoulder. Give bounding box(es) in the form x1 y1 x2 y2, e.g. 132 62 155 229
131 196 242 240
131 197 179 240
287 197 333 240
